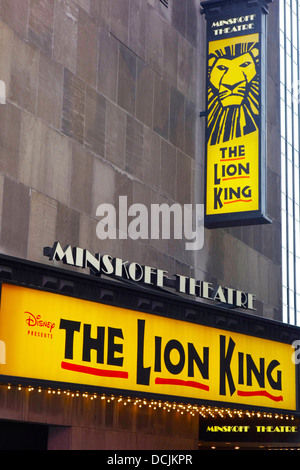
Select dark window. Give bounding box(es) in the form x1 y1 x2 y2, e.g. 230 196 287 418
0 421 48 450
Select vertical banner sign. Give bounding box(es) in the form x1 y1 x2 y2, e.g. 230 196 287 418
201 0 273 228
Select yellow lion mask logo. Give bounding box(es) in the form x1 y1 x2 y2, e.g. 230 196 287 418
207 42 260 145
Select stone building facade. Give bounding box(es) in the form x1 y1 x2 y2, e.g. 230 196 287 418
0 0 282 450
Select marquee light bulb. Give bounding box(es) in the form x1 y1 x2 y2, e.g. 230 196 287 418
0 383 293 422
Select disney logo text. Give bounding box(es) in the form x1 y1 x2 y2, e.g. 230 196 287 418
25 311 55 333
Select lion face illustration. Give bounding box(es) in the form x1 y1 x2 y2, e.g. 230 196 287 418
207 42 260 145
210 52 257 107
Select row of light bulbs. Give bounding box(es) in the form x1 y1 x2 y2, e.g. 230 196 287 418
3 383 295 421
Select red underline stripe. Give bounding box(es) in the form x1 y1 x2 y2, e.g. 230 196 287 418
224 199 252 204
155 377 209 391
61 361 129 379
220 157 246 162
222 176 250 181
237 390 283 402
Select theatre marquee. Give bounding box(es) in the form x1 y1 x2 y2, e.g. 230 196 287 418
0 282 297 411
